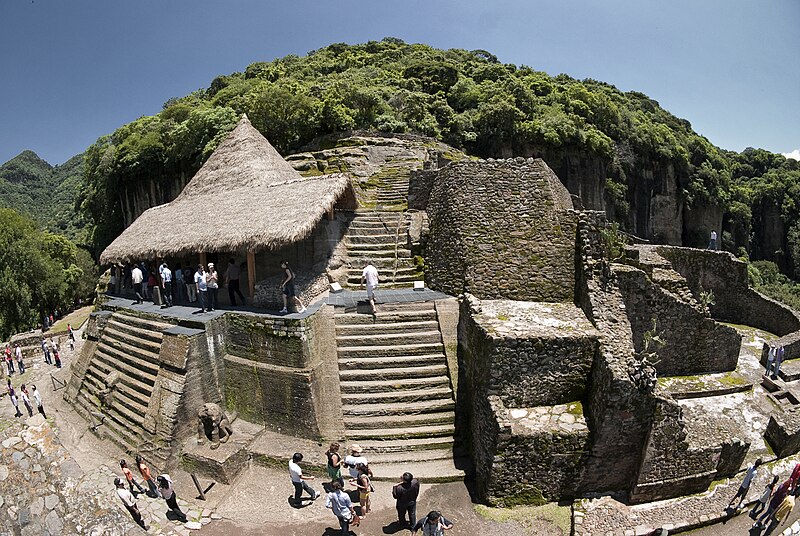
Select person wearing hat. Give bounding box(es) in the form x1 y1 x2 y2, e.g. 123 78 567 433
157 473 188 522
206 263 219 311
114 477 148 530
344 444 371 480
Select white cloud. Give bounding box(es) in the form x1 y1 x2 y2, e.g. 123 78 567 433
783 149 800 161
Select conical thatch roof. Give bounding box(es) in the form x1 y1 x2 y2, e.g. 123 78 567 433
100 115 355 264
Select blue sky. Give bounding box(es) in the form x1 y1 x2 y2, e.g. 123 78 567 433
0 0 797 165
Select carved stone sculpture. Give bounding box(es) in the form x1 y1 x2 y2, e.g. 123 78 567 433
197 402 232 449
98 371 120 409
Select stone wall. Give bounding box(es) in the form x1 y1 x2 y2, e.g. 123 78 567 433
654 246 800 336
426 158 577 302
221 307 341 440
630 397 718 503
574 211 657 495
614 263 742 375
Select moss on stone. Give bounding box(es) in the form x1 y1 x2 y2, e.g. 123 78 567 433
494 486 547 507
567 401 583 416
474 502 571 533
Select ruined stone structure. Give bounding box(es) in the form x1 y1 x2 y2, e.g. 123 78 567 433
64 130 800 516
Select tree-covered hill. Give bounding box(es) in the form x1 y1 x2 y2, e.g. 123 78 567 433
76 38 800 277
0 150 90 244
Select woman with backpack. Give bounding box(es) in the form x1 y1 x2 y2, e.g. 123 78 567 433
351 463 372 518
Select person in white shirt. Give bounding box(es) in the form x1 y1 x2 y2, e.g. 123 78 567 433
195 265 208 313
361 261 379 314
289 452 319 506
161 263 173 307
114 477 148 530
344 444 371 479
131 264 144 304
31 384 45 418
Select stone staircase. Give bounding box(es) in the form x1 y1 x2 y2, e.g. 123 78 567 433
374 171 409 210
344 211 422 288
335 302 464 481
74 311 176 467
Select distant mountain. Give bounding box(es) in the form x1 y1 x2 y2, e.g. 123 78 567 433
0 150 88 243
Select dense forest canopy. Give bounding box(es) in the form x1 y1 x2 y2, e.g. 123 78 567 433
0 150 90 243
0 208 97 340
76 38 799 278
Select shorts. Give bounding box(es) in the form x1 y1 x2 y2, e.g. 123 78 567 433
359 491 370 501
366 284 377 299
283 282 296 297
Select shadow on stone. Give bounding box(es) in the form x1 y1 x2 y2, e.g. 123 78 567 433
381 521 407 534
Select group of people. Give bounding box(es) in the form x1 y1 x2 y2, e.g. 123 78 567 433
6 378 45 418
4 343 26 375
765 345 788 380
126 258 248 311
290 443 453 535
727 458 800 531
114 455 188 530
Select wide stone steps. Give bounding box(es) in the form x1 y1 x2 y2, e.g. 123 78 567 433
346 248 410 259
339 375 450 393
337 342 443 359
342 398 455 417
84 364 151 412
343 411 454 430
357 435 455 453
346 234 402 245
336 320 440 335
82 371 150 424
370 458 466 483
111 312 174 333
346 423 455 441
341 364 449 381
336 330 442 347
345 258 408 271
365 447 454 465
102 324 162 355
96 339 160 379
335 309 437 324
105 318 165 346
89 349 156 396
342 386 452 405
338 353 447 370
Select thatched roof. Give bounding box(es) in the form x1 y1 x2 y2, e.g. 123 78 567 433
100 115 354 264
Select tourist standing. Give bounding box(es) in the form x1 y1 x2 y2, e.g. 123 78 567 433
207 263 219 311
161 262 173 308
754 476 793 528
31 385 46 418
351 463 372 517
361 260 379 314
68 323 76 344
14 343 25 374
4 344 13 374
19 384 33 417
289 452 319 505
772 487 798 527
41 338 52 365
728 458 761 510
412 510 454 535
157 474 188 522
120 459 146 494
325 480 358 536
280 261 305 314
326 442 344 487
146 266 157 300
774 345 786 380
53 342 62 368
185 267 196 303
394 472 421 528
7 380 22 418
344 444 370 480
226 258 246 306
131 263 144 304
135 454 161 498
766 345 777 377
195 264 208 313
114 477 149 530
174 264 184 303
708 230 717 250
751 475 779 519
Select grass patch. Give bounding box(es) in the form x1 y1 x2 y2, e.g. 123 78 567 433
50 305 94 333
475 502 571 534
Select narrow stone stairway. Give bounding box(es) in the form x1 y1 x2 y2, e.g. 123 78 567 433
374 171 410 210
345 211 422 288
76 311 175 466
335 302 465 481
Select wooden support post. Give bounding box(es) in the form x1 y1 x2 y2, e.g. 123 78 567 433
247 251 256 299
199 252 207 267
327 207 335 221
